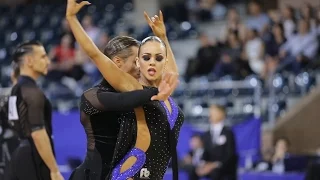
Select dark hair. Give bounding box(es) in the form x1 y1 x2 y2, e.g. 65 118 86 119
12 41 43 63
11 62 20 79
103 36 140 60
273 23 285 38
138 36 167 57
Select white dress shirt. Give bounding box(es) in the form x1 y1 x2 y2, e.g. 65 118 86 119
210 122 224 144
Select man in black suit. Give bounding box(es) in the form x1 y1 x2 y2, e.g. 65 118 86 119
196 104 237 180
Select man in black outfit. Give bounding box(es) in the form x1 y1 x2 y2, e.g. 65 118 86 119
195 104 237 180
4 41 64 180
69 36 178 180
0 63 20 178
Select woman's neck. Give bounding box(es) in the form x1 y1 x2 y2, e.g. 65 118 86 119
139 76 160 87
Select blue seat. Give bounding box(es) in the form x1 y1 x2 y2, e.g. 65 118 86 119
32 15 47 29
40 29 54 45
15 15 29 29
21 29 37 42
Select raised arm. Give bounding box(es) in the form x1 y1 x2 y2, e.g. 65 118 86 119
144 11 179 74
65 0 142 92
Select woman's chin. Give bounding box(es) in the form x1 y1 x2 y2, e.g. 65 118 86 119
145 74 160 82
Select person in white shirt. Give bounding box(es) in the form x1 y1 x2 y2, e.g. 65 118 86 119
271 137 290 173
196 104 237 180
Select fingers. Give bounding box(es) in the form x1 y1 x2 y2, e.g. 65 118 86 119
162 72 170 82
151 95 157 101
144 11 153 26
79 1 91 7
159 10 164 21
154 15 160 22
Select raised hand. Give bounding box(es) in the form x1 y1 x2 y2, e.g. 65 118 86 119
66 0 91 17
144 10 166 38
151 72 179 101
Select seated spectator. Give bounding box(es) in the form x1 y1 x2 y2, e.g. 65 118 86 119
213 30 241 78
47 34 85 82
262 23 286 81
220 8 246 43
244 28 265 76
271 137 290 173
246 1 270 33
197 0 227 22
279 19 319 74
181 134 205 180
299 3 317 32
184 33 220 82
281 5 296 38
196 105 237 180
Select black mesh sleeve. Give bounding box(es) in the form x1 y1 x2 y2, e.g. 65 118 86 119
22 87 45 131
84 88 159 112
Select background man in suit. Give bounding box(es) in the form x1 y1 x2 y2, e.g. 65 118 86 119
196 104 238 180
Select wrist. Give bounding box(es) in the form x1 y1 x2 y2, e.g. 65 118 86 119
158 34 167 41
50 165 59 173
66 15 76 20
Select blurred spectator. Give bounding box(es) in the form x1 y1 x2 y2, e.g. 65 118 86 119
279 19 319 74
262 23 286 80
184 33 220 82
81 14 101 44
213 30 241 78
181 134 205 180
195 105 237 180
97 32 110 52
220 8 246 43
268 9 281 25
244 28 265 76
299 3 317 32
281 5 296 38
246 1 270 33
271 137 290 173
48 34 85 82
57 18 75 45
196 0 227 22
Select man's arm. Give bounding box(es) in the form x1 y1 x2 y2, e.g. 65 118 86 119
85 88 159 112
24 87 60 174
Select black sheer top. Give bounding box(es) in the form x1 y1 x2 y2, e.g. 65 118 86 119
9 76 53 140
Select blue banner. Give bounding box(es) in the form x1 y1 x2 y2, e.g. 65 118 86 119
232 117 261 167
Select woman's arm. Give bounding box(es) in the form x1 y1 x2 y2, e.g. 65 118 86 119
144 11 179 74
66 0 142 91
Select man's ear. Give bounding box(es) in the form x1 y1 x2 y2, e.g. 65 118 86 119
25 55 33 67
113 56 123 68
